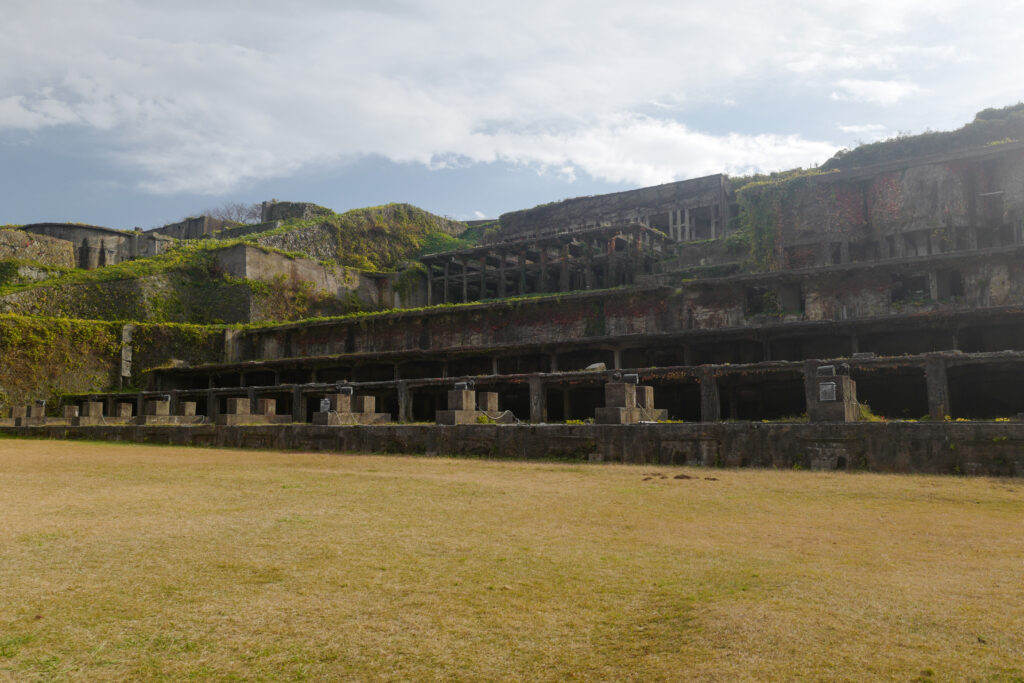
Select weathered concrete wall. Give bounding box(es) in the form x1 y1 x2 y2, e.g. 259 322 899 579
0 229 75 268
4 421 1023 477
20 224 174 269
499 174 733 239
214 243 426 312
748 142 1024 269
260 201 333 222
235 247 1024 361
151 216 235 240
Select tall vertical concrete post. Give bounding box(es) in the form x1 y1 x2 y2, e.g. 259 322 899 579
528 376 546 424
397 381 412 423
925 356 951 420
700 367 721 423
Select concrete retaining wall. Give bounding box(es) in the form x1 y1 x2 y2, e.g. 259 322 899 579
3 422 1023 476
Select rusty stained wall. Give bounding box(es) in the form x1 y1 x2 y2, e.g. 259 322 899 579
235 249 1024 361
774 143 1024 267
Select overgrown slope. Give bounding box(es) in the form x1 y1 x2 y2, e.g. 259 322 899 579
822 102 1024 171
253 203 471 270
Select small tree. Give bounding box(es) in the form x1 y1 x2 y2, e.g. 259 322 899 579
197 201 262 224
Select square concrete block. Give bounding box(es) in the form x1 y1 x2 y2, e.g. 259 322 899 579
605 382 636 408
178 401 197 416
145 400 170 416
354 395 376 413
28 405 46 418
116 402 134 418
635 385 654 409
447 390 476 411
255 398 276 415
326 393 352 413
62 406 80 418
81 401 104 417
226 397 250 415
10 406 26 419
477 392 498 412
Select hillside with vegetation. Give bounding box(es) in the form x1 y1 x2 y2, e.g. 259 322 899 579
822 102 1024 171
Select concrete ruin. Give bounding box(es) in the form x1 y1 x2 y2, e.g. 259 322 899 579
7 136 1024 475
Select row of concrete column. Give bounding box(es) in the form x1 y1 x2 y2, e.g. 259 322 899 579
425 235 651 306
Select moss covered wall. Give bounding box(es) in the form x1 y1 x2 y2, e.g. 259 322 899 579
0 315 225 412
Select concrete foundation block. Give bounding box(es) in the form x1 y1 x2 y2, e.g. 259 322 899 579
81 401 104 417
447 390 476 411
436 409 483 425
62 406 80 418
145 400 170 416
178 401 197 416
116 402 134 418
635 385 655 409
354 396 376 414
226 397 250 415
595 407 667 424
10 406 27 419
255 398 276 415
477 392 499 412
326 394 352 413
605 383 637 409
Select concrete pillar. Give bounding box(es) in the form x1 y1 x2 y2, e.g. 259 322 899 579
246 387 257 407
683 208 691 241
397 381 412 423
850 335 860 355
426 265 433 305
584 244 594 290
206 390 220 421
549 354 559 373
613 349 622 370
443 262 450 304
292 386 305 422
762 340 772 362
925 356 951 420
498 251 507 298
169 390 180 416
491 357 499 376
461 258 469 303
528 376 547 423
700 368 720 423
479 256 487 300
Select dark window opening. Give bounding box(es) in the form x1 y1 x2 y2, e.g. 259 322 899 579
891 273 929 303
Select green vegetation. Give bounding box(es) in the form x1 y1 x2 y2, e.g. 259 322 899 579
253 203 472 270
822 102 1024 171
732 168 830 271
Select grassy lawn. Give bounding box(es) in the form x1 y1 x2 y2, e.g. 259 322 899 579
1 439 1022 681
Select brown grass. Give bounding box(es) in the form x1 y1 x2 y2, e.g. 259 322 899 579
0 438 1022 681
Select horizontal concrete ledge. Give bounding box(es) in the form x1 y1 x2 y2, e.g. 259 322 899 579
2 423 1023 477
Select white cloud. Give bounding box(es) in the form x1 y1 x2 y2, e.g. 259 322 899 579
837 123 891 141
830 79 924 106
0 0 1022 195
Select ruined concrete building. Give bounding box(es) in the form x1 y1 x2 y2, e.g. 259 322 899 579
15 135 1024 473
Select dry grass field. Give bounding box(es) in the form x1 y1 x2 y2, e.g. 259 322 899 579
0 438 1022 682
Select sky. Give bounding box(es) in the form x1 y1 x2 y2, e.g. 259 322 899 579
1 0 1022 229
